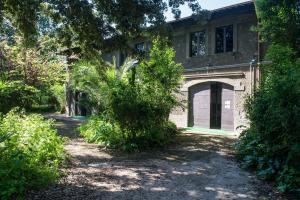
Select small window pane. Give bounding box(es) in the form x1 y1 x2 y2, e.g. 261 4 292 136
198 32 206 56
120 52 127 66
191 33 198 56
215 25 233 53
215 27 224 53
225 25 233 52
135 43 145 52
190 31 206 57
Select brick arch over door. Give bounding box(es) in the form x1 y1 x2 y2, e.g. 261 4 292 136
187 81 235 131
182 78 238 92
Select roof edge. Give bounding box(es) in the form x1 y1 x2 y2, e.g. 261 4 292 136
167 0 254 24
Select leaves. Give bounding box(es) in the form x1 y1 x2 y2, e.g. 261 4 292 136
235 44 300 195
0 35 66 113
3 0 40 46
255 0 300 55
0 109 65 199
0 80 38 114
236 5 300 194
0 0 203 52
79 38 182 151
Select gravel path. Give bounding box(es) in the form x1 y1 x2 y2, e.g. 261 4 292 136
25 115 285 200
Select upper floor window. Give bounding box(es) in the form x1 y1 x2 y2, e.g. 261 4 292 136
190 31 206 56
120 52 127 66
135 42 145 52
297 2 300 14
215 25 233 53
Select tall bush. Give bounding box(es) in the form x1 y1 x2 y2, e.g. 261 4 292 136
235 45 300 194
236 1 300 196
80 38 183 151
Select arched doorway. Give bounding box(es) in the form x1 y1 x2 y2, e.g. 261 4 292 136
188 82 234 131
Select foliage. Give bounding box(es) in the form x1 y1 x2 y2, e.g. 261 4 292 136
0 81 37 114
0 109 65 199
0 36 66 113
138 38 184 120
71 59 107 113
0 18 16 44
237 1 300 196
255 0 300 55
0 0 205 52
235 45 300 195
79 38 182 151
80 114 178 152
50 83 66 112
80 114 123 149
0 36 65 87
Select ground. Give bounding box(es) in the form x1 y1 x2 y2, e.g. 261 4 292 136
25 115 285 200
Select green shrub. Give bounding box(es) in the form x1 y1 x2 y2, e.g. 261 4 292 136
80 114 178 152
0 109 65 199
79 38 182 151
50 83 66 112
71 60 106 114
0 81 37 114
235 45 300 195
80 115 123 148
80 115 178 152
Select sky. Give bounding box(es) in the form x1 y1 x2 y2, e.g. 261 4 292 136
164 0 251 21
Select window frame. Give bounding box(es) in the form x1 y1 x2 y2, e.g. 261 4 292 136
135 42 145 53
215 25 233 54
190 30 206 57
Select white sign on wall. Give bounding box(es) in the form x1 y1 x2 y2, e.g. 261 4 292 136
225 101 231 109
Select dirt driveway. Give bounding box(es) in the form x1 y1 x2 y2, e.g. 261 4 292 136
26 115 284 200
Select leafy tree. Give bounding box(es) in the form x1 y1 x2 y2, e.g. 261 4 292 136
236 1 300 196
0 36 65 86
0 0 204 51
255 0 300 55
0 36 66 113
236 44 300 195
71 59 107 113
138 38 183 120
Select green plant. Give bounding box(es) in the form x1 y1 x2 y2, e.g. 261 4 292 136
255 0 300 56
79 38 182 151
80 114 123 148
0 36 66 113
0 80 38 114
71 59 107 113
50 83 66 112
0 109 65 199
235 45 300 195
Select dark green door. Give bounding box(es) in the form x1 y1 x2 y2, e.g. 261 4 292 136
210 82 222 129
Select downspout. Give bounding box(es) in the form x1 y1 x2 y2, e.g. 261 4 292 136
250 61 253 95
250 57 258 95
257 19 262 86
255 0 262 87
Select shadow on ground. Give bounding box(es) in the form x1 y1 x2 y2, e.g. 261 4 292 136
25 115 286 200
